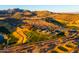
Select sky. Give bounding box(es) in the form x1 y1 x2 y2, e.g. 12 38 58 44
0 5 79 12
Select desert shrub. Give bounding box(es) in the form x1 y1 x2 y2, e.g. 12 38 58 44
58 46 68 52
66 44 73 48
56 32 65 37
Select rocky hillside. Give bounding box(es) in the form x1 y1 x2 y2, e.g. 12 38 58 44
0 8 79 53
